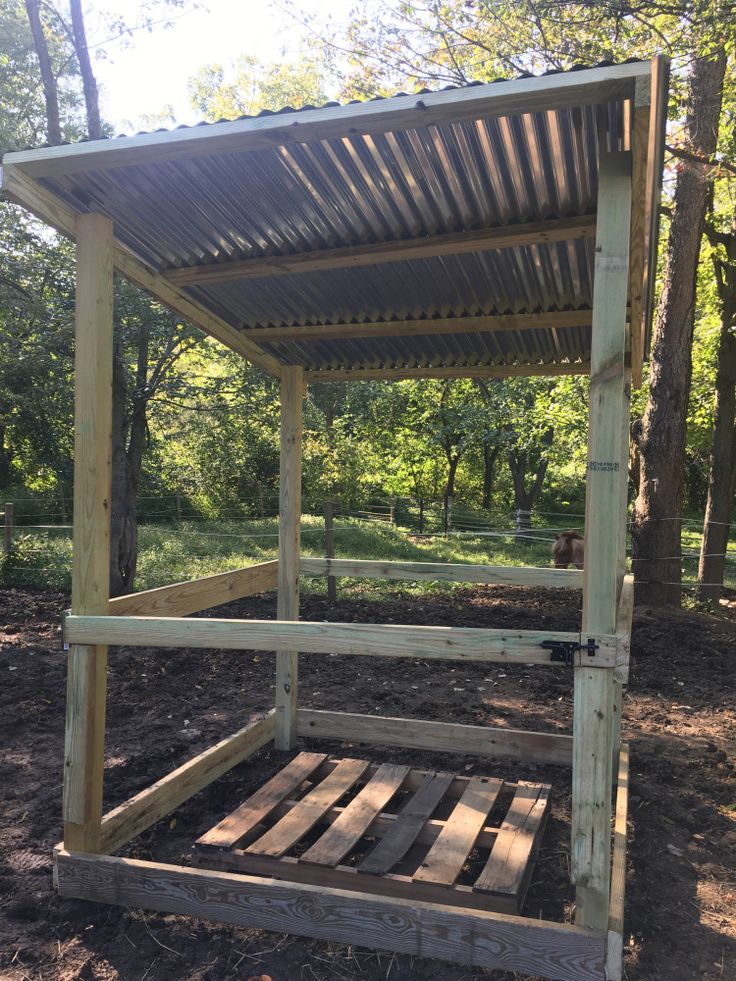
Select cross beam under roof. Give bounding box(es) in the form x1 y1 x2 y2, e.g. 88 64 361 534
303 362 590 382
239 310 592 343
166 216 596 286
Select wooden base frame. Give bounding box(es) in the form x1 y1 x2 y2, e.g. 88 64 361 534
54 736 631 981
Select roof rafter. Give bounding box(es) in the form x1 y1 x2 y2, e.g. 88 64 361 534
240 310 592 343
166 216 596 287
304 362 590 382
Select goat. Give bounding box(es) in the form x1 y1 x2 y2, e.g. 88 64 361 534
553 530 584 570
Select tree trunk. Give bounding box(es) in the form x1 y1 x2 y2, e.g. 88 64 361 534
69 0 103 140
443 454 459 532
24 0 62 145
507 429 553 531
697 262 736 603
632 50 727 606
482 443 500 509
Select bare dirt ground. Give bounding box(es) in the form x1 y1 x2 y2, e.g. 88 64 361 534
0 585 734 981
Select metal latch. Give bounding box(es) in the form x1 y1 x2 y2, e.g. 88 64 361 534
541 637 600 665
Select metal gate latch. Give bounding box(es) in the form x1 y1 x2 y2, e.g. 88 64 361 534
541 637 600 665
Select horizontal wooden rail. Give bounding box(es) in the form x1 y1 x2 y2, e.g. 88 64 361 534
97 712 275 854
55 851 607 980
64 615 618 667
108 560 278 617
300 557 583 589
298 710 573 766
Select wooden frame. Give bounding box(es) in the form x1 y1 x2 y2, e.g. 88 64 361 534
5 59 660 981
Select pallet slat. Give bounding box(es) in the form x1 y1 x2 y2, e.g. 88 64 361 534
246 758 370 858
474 782 551 898
414 776 503 887
195 754 552 916
196 751 326 851
360 771 454 875
300 763 410 867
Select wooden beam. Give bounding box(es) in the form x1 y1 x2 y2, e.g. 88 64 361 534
8 61 650 178
54 851 607 981
99 713 275 854
573 152 632 931
298 710 573 766
1 164 282 377
108 560 278 616
628 105 649 386
63 213 113 855
276 366 303 750
300 557 583 589
64 614 618 667
241 310 592 344
166 216 596 286
606 742 630 981
305 361 590 383
614 574 634 685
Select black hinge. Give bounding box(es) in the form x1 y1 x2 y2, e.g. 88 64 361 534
541 637 600 665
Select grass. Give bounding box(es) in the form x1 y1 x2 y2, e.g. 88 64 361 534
1 514 734 597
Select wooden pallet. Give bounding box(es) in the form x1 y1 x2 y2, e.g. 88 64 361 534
193 753 551 915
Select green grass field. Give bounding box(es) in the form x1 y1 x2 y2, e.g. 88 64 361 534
2 513 734 599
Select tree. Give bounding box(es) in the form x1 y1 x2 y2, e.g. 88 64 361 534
697 216 736 602
632 50 727 605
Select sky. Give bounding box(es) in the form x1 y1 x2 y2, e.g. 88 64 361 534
90 0 348 132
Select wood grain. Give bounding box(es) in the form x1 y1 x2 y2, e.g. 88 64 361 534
606 741 630 981
196 750 326 852
414 776 503 886
574 151 632 930
276 366 303 749
108 561 278 616
55 850 608 981
474 782 550 898
64 616 617 667
246 758 370 857
300 558 583 589
64 213 113 854
300 763 409 867
298 710 574 766
360 772 454 875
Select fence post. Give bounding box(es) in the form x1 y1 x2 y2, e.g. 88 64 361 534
324 500 337 604
175 490 182 522
389 497 396 526
3 502 12 555
418 498 425 535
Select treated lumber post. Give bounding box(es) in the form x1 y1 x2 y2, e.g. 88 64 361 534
275 366 303 749
323 501 337 604
63 213 113 853
573 152 632 931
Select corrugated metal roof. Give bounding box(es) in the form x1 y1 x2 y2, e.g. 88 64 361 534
4 60 668 378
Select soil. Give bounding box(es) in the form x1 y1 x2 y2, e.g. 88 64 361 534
0 585 734 981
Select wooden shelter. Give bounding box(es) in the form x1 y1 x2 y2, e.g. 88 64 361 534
2 56 669 981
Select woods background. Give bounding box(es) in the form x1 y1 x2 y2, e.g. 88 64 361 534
1 0 734 605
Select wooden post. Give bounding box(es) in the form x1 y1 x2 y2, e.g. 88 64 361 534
275 366 303 750
64 213 114 853
324 500 337 604
573 152 632 931
3 502 12 555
